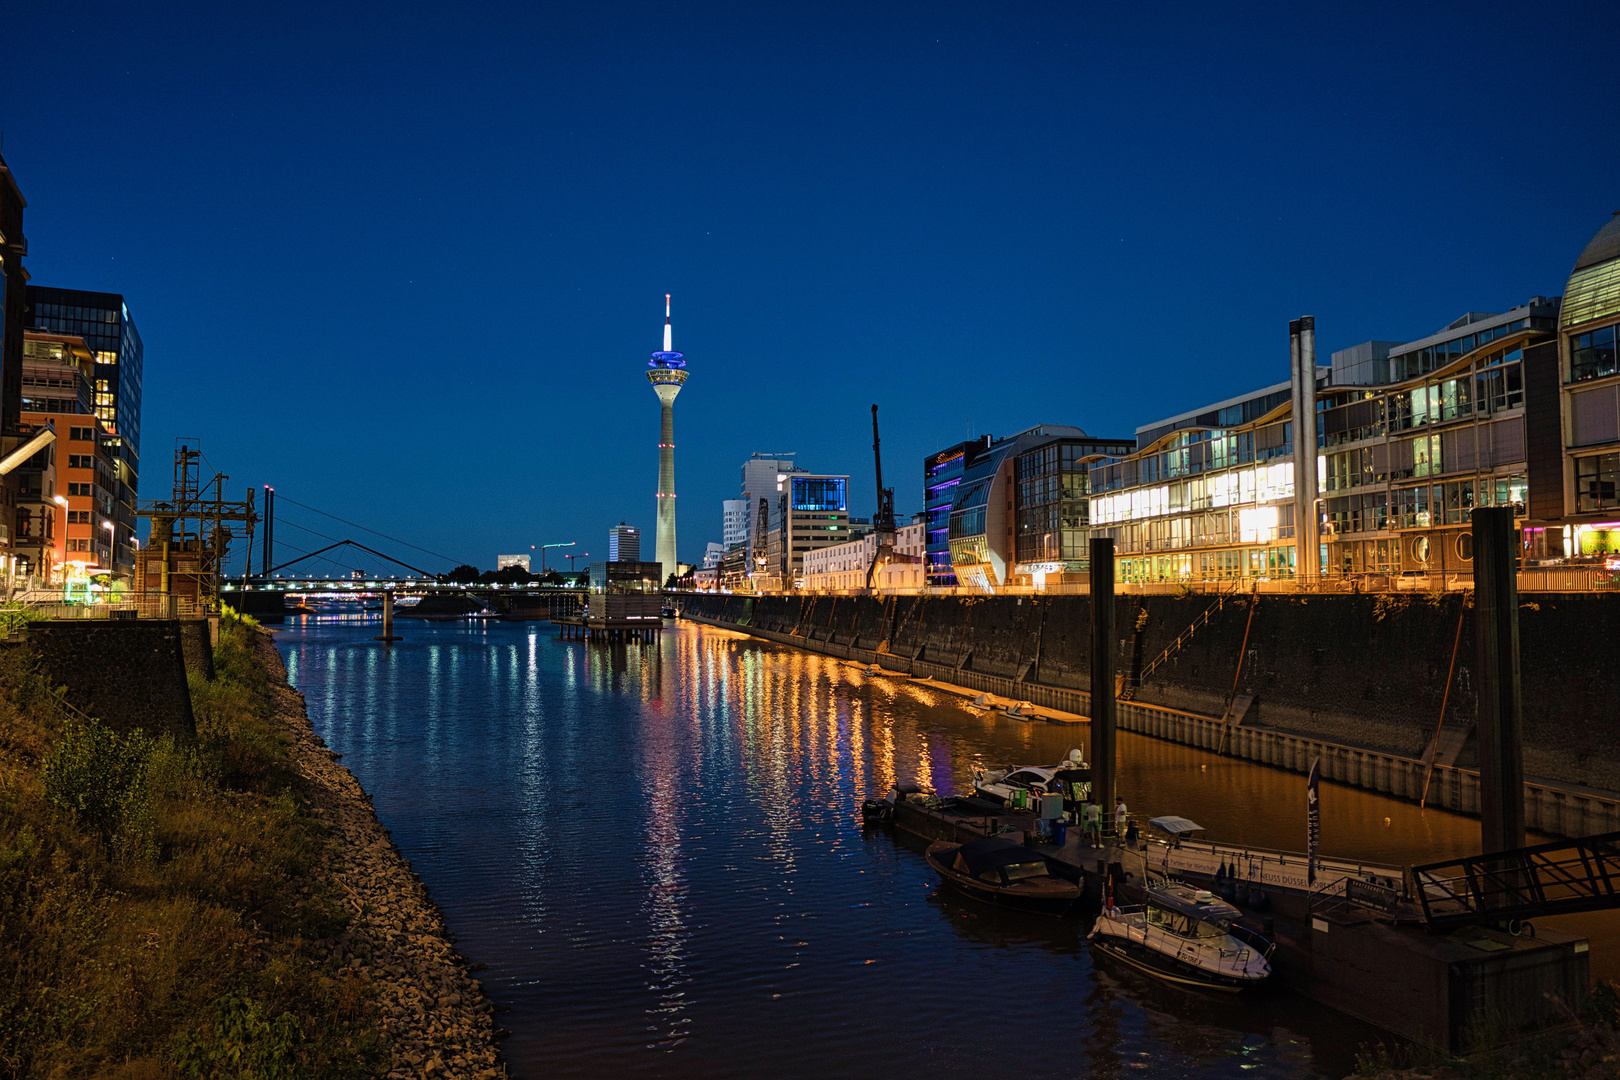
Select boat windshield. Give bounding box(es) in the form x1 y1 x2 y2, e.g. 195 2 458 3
1002 863 1049 882
1146 906 1228 939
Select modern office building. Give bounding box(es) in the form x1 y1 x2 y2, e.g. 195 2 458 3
25 285 143 576
946 425 1131 592
1009 433 1134 588
701 541 725 569
496 554 531 572
922 437 989 587
608 522 641 562
1549 212 1620 560
760 471 851 590
739 454 800 584
1090 378 1312 583
17 330 117 581
1088 301 1554 585
645 295 687 583
1319 300 1554 577
722 498 750 551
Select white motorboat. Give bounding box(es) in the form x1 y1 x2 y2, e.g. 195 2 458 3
1088 880 1273 991
972 749 1089 806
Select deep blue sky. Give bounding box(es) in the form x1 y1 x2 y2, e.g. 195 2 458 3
7 2 1619 574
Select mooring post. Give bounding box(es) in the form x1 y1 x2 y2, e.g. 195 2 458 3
1090 537 1117 836
1473 506 1524 854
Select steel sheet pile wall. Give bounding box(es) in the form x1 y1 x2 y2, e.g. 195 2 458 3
680 593 1620 837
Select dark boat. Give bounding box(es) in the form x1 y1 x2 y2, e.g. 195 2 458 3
924 836 1081 915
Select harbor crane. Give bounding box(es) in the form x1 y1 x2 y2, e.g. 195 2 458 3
866 404 898 590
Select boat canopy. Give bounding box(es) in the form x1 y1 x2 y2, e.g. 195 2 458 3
955 836 1048 876
1148 815 1205 836
1147 883 1240 922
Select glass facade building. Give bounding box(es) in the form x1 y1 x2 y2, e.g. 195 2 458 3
1012 437 1133 584
922 437 988 587
25 286 142 575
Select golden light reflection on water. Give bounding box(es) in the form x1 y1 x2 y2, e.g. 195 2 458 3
662 622 1620 982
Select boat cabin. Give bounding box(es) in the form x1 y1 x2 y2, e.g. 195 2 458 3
952 836 1056 885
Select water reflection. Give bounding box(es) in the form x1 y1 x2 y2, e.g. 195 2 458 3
279 620 1619 1080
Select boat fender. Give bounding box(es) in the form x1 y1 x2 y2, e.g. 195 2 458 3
1220 879 1238 904
1214 862 1227 888
1246 887 1270 912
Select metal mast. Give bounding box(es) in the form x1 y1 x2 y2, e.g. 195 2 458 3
646 293 688 585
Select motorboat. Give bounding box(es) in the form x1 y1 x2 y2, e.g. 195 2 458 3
1088 880 1274 991
1001 700 1038 720
973 749 1090 807
924 835 1081 915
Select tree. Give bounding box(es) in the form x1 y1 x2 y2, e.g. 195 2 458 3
445 564 481 584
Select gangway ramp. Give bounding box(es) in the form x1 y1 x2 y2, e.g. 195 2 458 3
1412 829 1620 930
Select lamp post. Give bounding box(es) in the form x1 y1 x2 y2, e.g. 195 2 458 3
52 495 68 588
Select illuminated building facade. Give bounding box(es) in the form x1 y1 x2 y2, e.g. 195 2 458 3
1010 434 1133 588
947 425 1125 592
922 437 988 587
25 285 142 577
802 520 927 592
1552 214 1620 558
760 472 850 590
1320 300 1555 577
1090 383 1306 583
609 521 641 562
646 295 686 584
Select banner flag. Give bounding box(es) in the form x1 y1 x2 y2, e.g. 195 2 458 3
1307 757 1321 887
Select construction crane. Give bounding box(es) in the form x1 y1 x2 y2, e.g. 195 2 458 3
866 404 897 590
537 541 574 573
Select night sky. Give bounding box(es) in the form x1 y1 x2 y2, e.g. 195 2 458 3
7 2 1619 574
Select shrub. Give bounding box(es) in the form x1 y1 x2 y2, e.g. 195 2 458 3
171 994 305 1079
40 714 161 858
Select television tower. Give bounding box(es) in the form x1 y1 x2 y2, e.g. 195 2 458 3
647 294 687 584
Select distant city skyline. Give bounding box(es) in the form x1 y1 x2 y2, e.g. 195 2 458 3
7 3 1618 572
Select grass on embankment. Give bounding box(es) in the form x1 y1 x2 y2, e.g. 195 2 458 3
0 615 385 1079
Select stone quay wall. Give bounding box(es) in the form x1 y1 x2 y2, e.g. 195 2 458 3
28 620 197 737
678 592 1620 838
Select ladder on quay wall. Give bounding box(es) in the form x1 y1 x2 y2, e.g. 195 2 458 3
1119 593 1228 701
1412 830 1620 930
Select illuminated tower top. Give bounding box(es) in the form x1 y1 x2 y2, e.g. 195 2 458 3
649 293 686 372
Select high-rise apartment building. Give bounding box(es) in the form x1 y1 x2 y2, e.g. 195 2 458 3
609 522 641 562
25 285 142 575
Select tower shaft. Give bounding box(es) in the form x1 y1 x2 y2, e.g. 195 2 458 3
656 397 678 582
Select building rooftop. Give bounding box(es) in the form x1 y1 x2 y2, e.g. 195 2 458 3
1574 212 1620 273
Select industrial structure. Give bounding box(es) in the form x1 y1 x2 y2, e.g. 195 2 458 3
646 294 687 585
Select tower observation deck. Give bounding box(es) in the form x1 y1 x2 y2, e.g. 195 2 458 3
647 294 687 584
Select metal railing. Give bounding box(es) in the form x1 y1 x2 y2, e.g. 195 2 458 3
14 590 192 621
1412 830 1620 930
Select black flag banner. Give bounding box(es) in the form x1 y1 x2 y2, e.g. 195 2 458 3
1307 756 1321 887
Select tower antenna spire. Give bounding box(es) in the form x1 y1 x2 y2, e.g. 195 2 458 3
663 293 673 353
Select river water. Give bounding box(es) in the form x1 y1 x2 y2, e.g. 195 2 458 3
278 618 1618 1080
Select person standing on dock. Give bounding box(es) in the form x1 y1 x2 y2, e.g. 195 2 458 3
1115 797 1128 840
1088 801 1102 846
